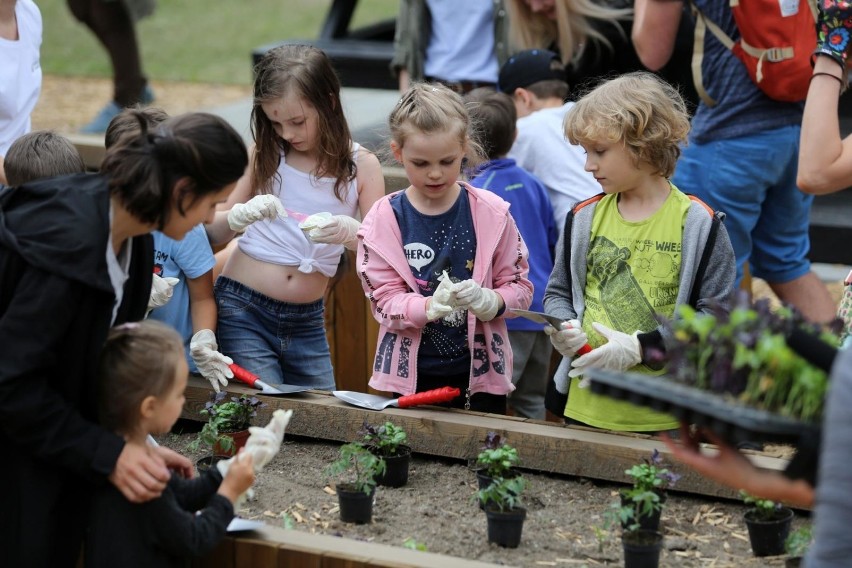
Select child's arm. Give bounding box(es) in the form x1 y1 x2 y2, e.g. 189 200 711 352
543 224 579 322
187 273 233 393
484 214 534 313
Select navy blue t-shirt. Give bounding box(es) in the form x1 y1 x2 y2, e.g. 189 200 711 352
391 189 476 374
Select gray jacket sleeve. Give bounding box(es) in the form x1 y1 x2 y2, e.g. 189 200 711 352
806 347 852 568
390 0 427 79
543 215 579 322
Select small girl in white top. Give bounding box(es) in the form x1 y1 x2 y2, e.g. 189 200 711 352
210 44 385 389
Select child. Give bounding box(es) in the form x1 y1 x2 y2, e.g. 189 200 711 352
465 88 558 419
85 320 255 568
497 49 599 228
106 108 233 393
544 72 735 432
210 44 385 390
357 83 534 414
3 130 85 186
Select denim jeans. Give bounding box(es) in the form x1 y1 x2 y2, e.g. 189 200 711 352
673 125 812 285
214 276 335 390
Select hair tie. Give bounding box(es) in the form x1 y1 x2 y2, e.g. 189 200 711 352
810 72 845 91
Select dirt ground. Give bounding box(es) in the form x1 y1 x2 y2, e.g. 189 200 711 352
158 425 807 568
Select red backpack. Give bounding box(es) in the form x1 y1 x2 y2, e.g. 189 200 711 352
691 0 818 106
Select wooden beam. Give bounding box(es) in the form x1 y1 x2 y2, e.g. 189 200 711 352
183 377 790 500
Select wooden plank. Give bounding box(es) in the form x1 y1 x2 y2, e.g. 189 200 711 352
233 536 281 567
66 133 105 170
192 538 234 568
182 377 790 500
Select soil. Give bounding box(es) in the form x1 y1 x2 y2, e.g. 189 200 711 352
158 425 807 568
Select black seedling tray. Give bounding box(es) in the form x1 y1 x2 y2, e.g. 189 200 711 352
586 368 819 445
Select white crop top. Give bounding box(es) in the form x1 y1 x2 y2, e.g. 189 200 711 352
238 144 360 277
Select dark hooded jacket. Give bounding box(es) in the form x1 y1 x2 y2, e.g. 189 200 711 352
0 173 153 567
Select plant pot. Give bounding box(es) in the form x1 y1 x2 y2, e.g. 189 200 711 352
743 507 794 557
212 429 250 457
336 483 375 524
620 490 667 532
195 454 229 474
373 445 411 488
622 529 664 568
475 467 519 490
483 505 526 548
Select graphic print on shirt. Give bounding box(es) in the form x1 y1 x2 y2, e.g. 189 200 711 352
587 236 658 333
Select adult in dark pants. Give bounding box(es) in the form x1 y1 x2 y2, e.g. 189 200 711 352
67 0 154 133
0 111 247 568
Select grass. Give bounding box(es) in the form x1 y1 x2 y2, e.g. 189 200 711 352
40 0 397 85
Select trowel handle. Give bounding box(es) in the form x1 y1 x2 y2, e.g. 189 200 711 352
229 363 260 387
397 387 461 408
562 321 593 356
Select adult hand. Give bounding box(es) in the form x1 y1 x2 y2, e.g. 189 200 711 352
153 445 194 479
109 441 170 503
544 320 588 358
815 0 852 70
568 322 641 377
147 274 180 312
425 271 455 321
227 194 287 232
189 329 233 392
452 280 501 321
307 215 361 251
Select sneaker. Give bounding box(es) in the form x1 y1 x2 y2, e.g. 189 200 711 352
80 85 155 135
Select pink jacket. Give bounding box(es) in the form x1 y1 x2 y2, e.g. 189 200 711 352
356 183 533 396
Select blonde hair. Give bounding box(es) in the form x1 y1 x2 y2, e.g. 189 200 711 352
98 321 185 434
506 0 632 68
563 72 690 178
388 83 484 164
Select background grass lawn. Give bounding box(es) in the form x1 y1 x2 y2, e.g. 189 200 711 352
40 0 397 85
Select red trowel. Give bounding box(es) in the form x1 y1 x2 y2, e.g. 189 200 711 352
229 364 310 395
333 387 461 410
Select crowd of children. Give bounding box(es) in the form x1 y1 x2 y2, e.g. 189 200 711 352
5 2 852 558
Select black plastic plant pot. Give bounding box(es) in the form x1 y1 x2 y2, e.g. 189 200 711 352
484 505 526 548
374 445 411 488
744 507 794 557
476 467 520 490
195 454 229 474
336 484 375 524
620 491 667 532
622 529 664 568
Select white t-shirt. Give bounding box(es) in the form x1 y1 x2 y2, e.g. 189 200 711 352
508 103 599 228
0 0 42 156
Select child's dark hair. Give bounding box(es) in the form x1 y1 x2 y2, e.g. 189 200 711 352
5 130 86 186
251 44 355 200
98 321 184 434
465 89 517 160
389 83 484 164
104 106 169 150
101 111 248 229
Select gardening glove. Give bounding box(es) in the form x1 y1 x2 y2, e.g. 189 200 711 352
569 322 642 378
544 320 588 358
452 280 501 322
190 329 234 393
425 270 455 321
306 214 361 251
815 0 852 70
217 409 293 507
147 274 180 313
227 194 288 232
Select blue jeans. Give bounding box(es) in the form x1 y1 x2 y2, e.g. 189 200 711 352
214 276 335 390
673 125 813 285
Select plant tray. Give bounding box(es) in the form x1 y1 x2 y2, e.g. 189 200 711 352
585 368 819 445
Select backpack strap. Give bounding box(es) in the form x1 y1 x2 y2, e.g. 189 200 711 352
690 0 733 108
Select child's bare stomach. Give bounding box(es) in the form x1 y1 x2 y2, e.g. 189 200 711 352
220 246 329 304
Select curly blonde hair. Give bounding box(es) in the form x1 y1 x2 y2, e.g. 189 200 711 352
506 0 632 68
563 72 690 178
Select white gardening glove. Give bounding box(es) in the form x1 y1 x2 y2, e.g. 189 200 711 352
227 194 288 232
568 322 641 378
189 329 234 393
217 409 293 506
307 214 361 251
544 320 588 358
147 274 180 313
452 279 501 322
425 270 455 321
